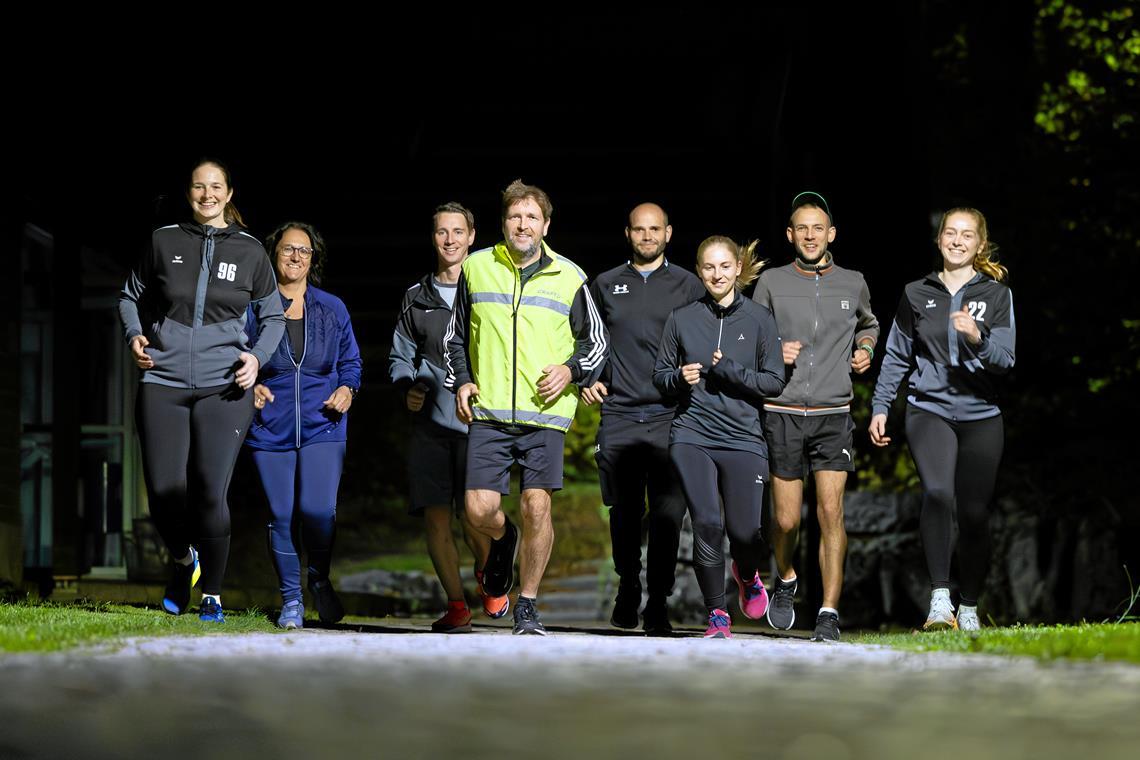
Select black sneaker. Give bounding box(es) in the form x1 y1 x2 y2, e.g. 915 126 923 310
512 597 547 636
307 572 345 624
641 597 673 636
811 610 840 642
161 547 201 616
482 518 519 597
610 583 641 629
766 576 797 631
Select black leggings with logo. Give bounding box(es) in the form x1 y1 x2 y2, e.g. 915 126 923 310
905 404 1004 606
136 382 254 595
669 443 768 612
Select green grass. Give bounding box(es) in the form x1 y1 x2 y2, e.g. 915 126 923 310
857 622 1140 664
0 599 279 654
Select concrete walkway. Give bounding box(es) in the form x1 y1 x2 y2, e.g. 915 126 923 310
2 622 1138 759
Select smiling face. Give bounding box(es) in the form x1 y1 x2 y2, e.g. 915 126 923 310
502 197 550 263
625 203 672 266
698 243 742 303
274 227 313 285
787 205 835 262
433 212 474 269
938 211 983 271
187 163 233 228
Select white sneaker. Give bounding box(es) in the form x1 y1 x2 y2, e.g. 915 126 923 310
957 605 980 632
923 589 958 630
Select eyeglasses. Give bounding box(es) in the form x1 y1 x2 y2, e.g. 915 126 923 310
279 245 314 259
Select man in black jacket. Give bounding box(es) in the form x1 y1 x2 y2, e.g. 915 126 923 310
585 203 705 634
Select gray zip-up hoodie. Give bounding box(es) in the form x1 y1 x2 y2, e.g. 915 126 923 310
752 258 879 414
118 223 285 389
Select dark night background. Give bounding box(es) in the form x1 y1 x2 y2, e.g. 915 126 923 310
10 2 1139 621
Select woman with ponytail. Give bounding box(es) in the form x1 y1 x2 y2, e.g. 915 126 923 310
869 207 1015 632
653 236 785 638
119 159 285 623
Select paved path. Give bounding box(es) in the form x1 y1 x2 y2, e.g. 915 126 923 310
2 622 1138 759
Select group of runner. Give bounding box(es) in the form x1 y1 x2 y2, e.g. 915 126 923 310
120 162 1014 639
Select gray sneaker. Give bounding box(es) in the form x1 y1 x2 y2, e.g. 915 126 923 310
766 576 797 630
512 597 547 636
810 610 840 642
957 605 980 632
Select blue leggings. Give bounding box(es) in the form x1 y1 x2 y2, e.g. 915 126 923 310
251 442 346 604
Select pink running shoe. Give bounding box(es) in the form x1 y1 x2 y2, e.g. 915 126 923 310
732 561 769 620
704 608 733 638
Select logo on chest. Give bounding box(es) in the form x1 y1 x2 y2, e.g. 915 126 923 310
840 299 850 310
172 255 184 264
737 333 746 341
216 262 238 282
613 284 629 295
925 299 937 309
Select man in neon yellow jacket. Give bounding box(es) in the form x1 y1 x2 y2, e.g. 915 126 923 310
445 179 608 635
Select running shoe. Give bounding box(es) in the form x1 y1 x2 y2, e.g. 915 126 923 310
704 608 733 639
482 518 518 597
277 600 304 630
475 569 510 619
957 605 981 632
811 610 841 642
766 576 797 630
198 596 225 623
923 589 958 630
161 547 201 616
431 602 473 633
731 561 769 620
512 597 547 636
642 597 673 636
610 582 641 629
307 572 345 624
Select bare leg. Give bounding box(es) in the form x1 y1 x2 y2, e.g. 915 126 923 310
770 476 805 580
813 470 848 610
424 505 464 602
464 488 506 541
461 511 492 571
518 488 553 598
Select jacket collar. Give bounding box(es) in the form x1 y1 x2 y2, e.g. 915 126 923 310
702 291 744 317
411 272 452 309
494 240 559 275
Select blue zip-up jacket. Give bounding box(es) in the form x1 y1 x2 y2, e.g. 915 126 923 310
872 271 1015 422
119 223 285 388
244 286 362 451
388 273 467 435
653 293 786 458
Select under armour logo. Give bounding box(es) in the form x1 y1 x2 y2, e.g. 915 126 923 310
613 284 629 294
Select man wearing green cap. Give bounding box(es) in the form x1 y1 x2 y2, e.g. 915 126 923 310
751 191 879 642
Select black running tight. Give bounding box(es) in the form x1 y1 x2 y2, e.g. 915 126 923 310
669 443 767 611
905 405 1004 606
136 382 254 595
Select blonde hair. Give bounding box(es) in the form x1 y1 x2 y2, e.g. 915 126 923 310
938 207 1007 281
696 236 766 291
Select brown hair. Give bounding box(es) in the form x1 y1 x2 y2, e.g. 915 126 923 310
938 207 1007 281
190 158 246 228
433 201 475 232
265 221 327 285
501 179 552 221
697 236 766 291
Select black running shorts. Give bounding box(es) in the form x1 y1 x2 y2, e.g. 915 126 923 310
465 422 565 494
763 412 855 479
407 422 468 514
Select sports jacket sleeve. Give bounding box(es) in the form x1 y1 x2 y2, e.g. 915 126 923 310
335 300 363 391
871 294 916 417
564 284 608 386
707 306 786 401
854 277 880 348
588 278 613 387
248 256 286 369
443 273 473 390
962 288 1015 374
118 244 153 342
652 311 686 397
388 290 420 394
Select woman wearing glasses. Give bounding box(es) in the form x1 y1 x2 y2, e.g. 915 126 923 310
244 222 362 629
119 159 285 623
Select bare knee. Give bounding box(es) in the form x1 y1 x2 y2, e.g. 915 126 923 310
520 489 552 524
465 490 502 528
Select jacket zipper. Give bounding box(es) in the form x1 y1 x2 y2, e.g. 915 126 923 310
511 272 520 425
290 303 308 449
808 272 821 403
